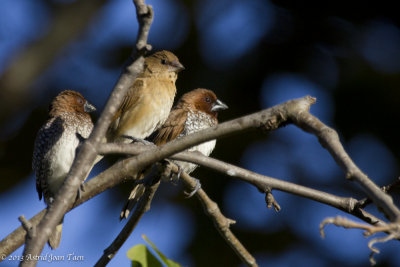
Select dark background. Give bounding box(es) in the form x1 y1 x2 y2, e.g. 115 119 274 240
1 0 400 266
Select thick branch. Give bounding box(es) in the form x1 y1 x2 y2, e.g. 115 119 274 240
0 96 385 259
5 95 391 260
95 96 317 185
3 96 313 258
19 1 154 265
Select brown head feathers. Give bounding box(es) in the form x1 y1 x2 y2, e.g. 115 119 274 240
143 50 184 75
177 88 228 118
49 90 96 117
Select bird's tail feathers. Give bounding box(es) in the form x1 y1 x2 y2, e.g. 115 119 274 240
120 184 146 220
48 223 63 250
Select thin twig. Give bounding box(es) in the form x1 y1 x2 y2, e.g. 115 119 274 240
94 175 160 266
265 190 281 212
320 216 400 265
180 171 258 267
358 177 400 209
18 216 35 239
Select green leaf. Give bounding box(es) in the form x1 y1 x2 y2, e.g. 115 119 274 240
126 244 162 267
142 235 182 267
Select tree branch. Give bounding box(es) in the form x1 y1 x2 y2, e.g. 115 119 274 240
3 96 313 259
0 211 46 259
19 1 154 265
179 171 258 267
289 110 400 221
97 142 386 227
173 152 357 210
320 216 400 265
4 94 394 265
358 177 400 209
94 171 160 266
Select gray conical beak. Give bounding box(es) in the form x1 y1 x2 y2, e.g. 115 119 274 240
168 60 185 72
84 101 96 113
211 99 228 112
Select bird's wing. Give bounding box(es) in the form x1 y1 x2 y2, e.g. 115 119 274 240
32 117 64 200
152 108 187 145
108 79 145 138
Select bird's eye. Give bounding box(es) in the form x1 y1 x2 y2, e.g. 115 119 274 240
161 59 167 65
77 97 84 105
205 97 211 103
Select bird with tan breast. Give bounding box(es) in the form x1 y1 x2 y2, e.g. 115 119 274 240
107 50 185 143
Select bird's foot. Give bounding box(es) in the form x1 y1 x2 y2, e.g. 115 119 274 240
170 163 182 185
160 160 182 184
184 178 201 198
175 164 183 181
171 164 183 185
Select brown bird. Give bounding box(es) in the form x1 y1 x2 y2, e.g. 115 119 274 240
32 90 96 249
107 50 184 143
120 88 228 219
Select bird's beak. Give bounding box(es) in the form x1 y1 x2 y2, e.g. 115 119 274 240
211 99 228 112
168 60 185 72
84 101 96 113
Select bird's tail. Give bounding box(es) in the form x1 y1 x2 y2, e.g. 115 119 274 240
48 223 63 249
120 184 146 220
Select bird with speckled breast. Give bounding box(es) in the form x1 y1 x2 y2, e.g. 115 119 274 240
120 88 228 219
32 90 96 249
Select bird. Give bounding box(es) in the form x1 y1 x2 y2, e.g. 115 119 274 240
120 88 228 219
107 50 184 143
32 90 96 249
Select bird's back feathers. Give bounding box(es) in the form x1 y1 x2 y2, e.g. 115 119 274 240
152 108 188 145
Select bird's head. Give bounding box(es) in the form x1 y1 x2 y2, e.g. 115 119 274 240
143 50 185 76
179 88 228 119
49 90 96 117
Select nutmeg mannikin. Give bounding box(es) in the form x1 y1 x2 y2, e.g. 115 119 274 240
120 88 228 219
107 50 184 143
32 90 96 249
